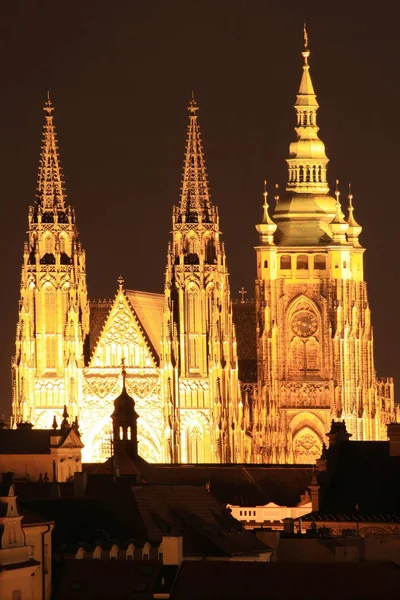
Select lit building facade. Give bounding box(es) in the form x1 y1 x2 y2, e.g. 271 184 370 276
253 33 397 462
12 37 398 463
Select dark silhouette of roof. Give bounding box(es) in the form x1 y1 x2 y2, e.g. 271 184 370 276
0 427 82 454
170 560 400 600
318 441 400 515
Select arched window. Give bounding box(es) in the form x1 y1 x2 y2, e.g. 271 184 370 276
264 259 268 268
280 255 291 269
127 427 131 441
45 337 57 369
126 544 135 560
44 287 56 333
343 261 347 268
119 426 123 440
314 255 326 270
296 255 308 269
187 424 204 463
44 235 54 254
93 546 102 560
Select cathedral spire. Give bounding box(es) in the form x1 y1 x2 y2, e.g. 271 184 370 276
285 27 329 195
36 92 66 211
179 92 211 219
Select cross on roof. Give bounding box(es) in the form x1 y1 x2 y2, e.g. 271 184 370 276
239 287 247 303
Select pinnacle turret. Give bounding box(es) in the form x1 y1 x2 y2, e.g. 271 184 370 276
36 93 66 212
179 93 212 220
256 181 277 245
346 184 362 247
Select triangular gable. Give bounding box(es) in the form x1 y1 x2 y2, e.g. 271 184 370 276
89 288 158 368
59 429 84 449
125 290 164 359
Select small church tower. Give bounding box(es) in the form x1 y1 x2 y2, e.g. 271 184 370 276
12 95 89 428
111 361 139 456
161 95 243 463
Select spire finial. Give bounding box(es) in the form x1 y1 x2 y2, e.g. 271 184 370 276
348 183 353 208
274 183 280 204
346 183 362 246
117 274 124 290
263 179 268 206
302 21 310 64
335 179 340 200
121 357 126 384
188 91 199 115
44 91 54 115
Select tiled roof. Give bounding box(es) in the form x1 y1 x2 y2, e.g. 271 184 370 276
126 290 164 359
170 560 400 600
54 559 165 600
0 428 80 454
139 463 314 507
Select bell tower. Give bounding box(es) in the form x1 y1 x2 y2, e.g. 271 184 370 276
254 28 397 463
161 95 243 464
12 95 89 428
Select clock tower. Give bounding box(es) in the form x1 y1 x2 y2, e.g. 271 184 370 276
254 30 396 463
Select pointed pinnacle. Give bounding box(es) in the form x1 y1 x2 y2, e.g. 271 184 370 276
44 91 54 115
188 91 199 115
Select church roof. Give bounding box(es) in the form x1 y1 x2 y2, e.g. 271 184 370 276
0 427 83 454
125 290 164 359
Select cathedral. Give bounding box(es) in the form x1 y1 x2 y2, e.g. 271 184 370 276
11 35 398 464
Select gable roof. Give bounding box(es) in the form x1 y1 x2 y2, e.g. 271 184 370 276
125 290 164 359
0 427 83 454
89 288 159 367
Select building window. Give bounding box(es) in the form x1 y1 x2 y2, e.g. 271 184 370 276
280 255 291 269
314 255 326 270
343 261 347 268
296 255 308 269
264 259 268 268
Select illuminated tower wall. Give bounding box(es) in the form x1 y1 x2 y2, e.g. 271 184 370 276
161 96 244 463
254 34 397 463
12 96 89 428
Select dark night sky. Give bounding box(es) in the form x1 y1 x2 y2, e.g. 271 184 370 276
0 0 399 417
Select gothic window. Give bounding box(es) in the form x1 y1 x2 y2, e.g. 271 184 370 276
299 166 304 182
189 335 200 370
280 255 291 269
99 423 112 460
296 255 308 269
187 287 199 332
46 337 56 369
44 235 54 254
187 424 204 463
289 337 304 378
44 288 56 333
305 337 320 373
314 255 326 270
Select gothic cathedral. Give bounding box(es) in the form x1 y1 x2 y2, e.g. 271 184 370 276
12 37 398 464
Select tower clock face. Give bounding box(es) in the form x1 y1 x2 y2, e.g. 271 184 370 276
291 310 318 337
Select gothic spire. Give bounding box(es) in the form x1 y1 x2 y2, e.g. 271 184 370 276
36 93 66 211
286 25 329 195
179 92 211 218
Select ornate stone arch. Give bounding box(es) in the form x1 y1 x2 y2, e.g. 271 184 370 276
181 411 211 463
289 411 326 464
